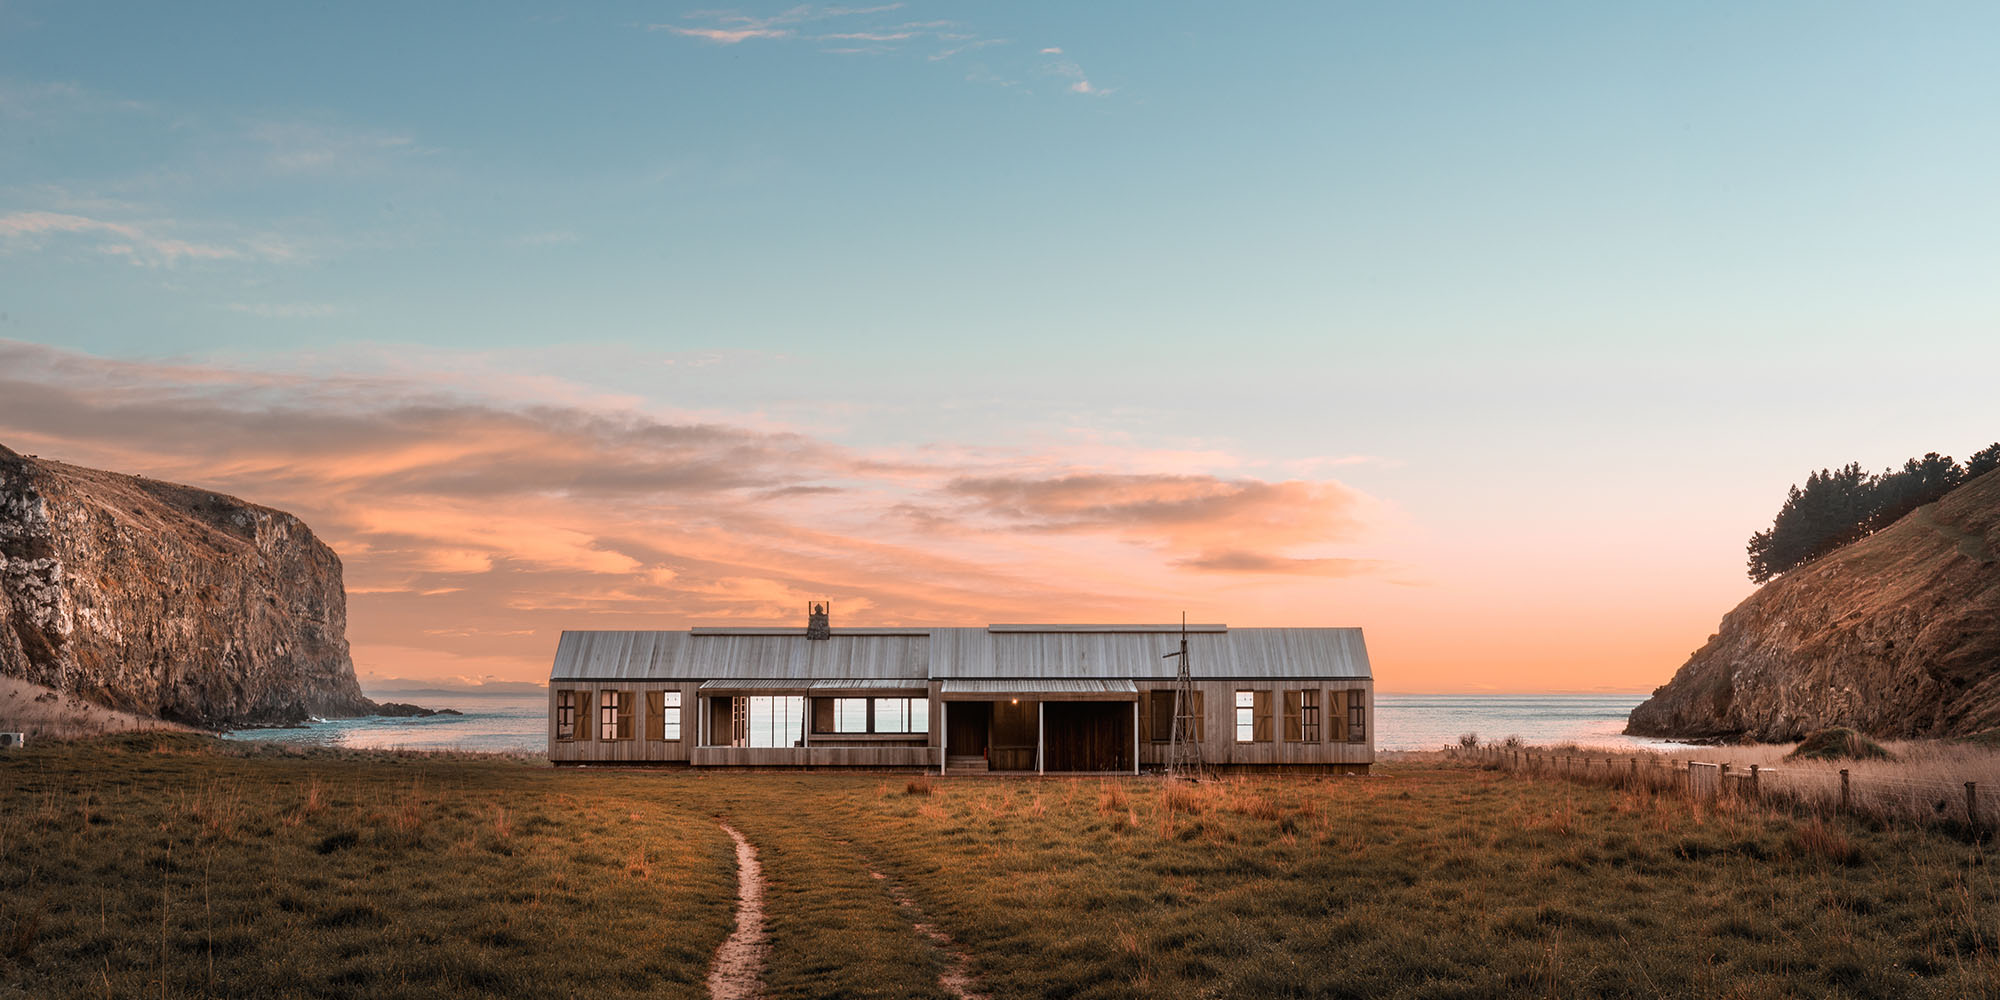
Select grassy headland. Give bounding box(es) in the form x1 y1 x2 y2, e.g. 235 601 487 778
5 735 2000 998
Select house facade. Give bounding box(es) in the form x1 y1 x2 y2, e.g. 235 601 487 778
546 621 1373 774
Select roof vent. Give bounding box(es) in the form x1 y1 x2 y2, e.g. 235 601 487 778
806 602 831 640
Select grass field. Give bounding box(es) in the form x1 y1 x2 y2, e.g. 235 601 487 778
5 735 2000 999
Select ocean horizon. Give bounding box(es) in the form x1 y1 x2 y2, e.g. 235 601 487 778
222 691 1677 756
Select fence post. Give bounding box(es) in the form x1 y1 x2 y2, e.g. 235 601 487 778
1968 782 1980 837
1840 769 1850 812
1719 763 1730 799
1749 764 1759 801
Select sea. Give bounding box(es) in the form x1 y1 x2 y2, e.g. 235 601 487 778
223 691 1682 755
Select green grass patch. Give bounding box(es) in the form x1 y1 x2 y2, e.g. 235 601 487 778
5 738 2000 998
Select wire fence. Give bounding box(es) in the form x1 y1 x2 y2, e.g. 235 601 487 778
1458 745 1994 835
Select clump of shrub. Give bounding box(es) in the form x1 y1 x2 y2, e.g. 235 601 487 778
904 777 934 796
1786 727 1894 762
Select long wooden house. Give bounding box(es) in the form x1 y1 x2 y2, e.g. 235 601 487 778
546 614 1374 774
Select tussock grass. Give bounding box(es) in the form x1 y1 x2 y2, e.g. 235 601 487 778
0 733 734 999
10 735 2000 998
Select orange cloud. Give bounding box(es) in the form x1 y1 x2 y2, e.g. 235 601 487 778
0 340 1389 684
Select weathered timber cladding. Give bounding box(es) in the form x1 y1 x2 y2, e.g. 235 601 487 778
549 626 1373 770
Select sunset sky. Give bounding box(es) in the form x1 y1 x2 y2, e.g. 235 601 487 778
3 3 1997 693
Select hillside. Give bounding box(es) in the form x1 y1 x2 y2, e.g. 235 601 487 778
0 443 374 728
1628 465 2000 741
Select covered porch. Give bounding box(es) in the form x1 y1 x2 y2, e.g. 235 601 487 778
937 679 1139 775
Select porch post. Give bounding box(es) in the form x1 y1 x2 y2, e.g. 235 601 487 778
1132 699 1140 775
1037 700 1045 775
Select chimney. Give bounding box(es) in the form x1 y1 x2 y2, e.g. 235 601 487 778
806 601 831 640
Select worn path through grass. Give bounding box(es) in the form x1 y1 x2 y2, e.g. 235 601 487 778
9 736 2000 999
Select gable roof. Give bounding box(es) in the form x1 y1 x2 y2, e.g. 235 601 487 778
549 625 1370 682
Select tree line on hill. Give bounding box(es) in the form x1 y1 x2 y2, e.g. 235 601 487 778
1746 442 2000 584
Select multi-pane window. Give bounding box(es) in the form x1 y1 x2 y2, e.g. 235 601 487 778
834 698 870 733
1284 690 1321 742
1236 690 1256 743
736 696 804 748
600 690 633 741
556 690 580 741
873 697 928 733
648 690 682 741
1346 690 1366 744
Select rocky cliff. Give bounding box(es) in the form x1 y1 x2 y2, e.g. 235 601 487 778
0 444 374 727
1627 466 2000 741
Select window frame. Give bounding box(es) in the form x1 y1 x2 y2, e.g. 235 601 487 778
662 690 682 741
600 690 633 741
1346 689 1366 744
872 697 928 734
556 690 578 742
833 697 870 733
1235 690 1256 743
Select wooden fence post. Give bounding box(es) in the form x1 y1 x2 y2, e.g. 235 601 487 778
1840 769 1850 812
1719 763 1730 799
1749 764 1759 801
1968 782 1979 836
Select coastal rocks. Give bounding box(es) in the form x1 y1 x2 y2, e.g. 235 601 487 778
0 444 377 728
1627 466 2000 741
375 702 462 718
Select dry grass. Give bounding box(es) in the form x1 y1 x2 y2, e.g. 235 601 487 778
1473 738 2000 830
9 735 2000 998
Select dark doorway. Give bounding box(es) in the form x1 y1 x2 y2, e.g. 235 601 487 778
990 700 1037 771
1043 701 1134 772
946 701 990 759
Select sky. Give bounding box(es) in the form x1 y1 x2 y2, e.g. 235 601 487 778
2 2 1997 693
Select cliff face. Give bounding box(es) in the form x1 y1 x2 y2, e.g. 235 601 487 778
1628 466 2000 741
0 444 374 727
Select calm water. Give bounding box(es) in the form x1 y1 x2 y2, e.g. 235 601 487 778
224 691 1675 755
1375 694 1680 752
223 691 548 753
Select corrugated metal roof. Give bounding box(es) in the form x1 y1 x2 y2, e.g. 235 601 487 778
926 627 1370 680
550 630 928 681
695 678 932 694
697 678 808 693
939 678 1139 700
550 626 1369 681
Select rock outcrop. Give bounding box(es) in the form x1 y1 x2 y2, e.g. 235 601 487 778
1627 466 2000 741
0 444 375 728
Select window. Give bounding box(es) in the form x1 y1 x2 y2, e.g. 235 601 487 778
1285 690 1320 742
556 690 580 742
1236 690 1271 743
600 690 633 741
663 691 682 741
873 697 928 734
1149 690 1175 743
1151 690 1205 743
834 698 870 733
735 696 804 748
1346 690 1366 744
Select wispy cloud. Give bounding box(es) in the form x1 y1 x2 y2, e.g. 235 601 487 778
654 6 1033 78
1043 54 1109 96
0 210 263 266
0 340 1384 680
224 302 342 319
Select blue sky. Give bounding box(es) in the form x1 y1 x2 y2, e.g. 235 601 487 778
2 2 1997 690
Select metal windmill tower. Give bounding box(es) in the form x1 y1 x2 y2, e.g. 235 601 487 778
1162 613 1208 780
